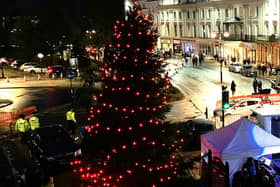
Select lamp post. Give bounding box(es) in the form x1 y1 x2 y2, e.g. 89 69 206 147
37 53 44 73
211 31 230 128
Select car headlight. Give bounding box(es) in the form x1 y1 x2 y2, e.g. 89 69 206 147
74 149 82 157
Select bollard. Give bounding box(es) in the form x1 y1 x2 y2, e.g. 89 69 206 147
60 72 63 79
24 75 26 81
37 74 40 80
52 73 55 79
6 76 9 83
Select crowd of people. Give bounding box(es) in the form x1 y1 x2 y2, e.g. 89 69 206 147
232 157 276 187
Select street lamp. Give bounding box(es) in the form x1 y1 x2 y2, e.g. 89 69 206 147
37 53 44 73
211 31 230 128
211 31 230 84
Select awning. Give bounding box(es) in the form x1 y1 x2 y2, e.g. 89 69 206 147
223 17 243 24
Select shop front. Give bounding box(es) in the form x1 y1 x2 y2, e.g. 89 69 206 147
160 38 172 53
173 39 182 54
182 39 196 55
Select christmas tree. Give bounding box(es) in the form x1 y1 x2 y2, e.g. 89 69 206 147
71 1 185 186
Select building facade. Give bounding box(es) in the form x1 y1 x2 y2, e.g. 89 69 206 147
140 0 280 66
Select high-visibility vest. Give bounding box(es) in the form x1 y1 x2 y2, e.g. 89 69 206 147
15 118 30 132
29 116 40 130
66 111 76 123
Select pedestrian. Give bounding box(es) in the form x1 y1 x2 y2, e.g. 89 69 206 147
258 80 262 93
66 108 77 135
29 112 40 131
15 114 30 144
253 78 258 93
231 80 236 96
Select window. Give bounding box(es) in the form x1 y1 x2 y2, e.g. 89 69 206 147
193 11 196 19
225 9 229 17
249 7 253 17
179 12 182 19
234 8 237 17
201 10 205 19
217 9 220 17
255 6 259 17
208 9 211 19
179 24 182 37
174 24 177 37
174 12 176 19
187 11 190 19
239 7 243 17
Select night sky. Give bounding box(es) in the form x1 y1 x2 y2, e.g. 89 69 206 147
2 0 124 18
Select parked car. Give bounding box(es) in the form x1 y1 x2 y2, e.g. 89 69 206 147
240 65 257 77
27 124 82 166
19 62 39 71
47 65 78 78
213 98 261 117
47 65 64 78
0 58 13 66
163 51 171 58
228 62 242 73
24 64 47 74
10 60 26 69
174 119 216 150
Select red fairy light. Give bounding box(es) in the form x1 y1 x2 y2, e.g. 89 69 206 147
130 74 134 78
180 138 184 143
128 126 133 130
117 44 121 47
117 128 122 132
142 136 147 141
139 123 143 127
126 87 131 91
134 58 138 62
123 56 127 59
144 61 148 64
136 92 140 96
122 108 127 112
112 149 117 153
126 170 132 174
132 141 137 145
128 33 131 37
138 31 142 35
136 48 140 51
122 145 127 149
126 44 130 48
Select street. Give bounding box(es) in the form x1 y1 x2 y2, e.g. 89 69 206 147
167 57 275 119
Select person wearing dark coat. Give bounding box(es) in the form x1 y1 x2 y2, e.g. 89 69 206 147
231 80 236 96
253 78 258 93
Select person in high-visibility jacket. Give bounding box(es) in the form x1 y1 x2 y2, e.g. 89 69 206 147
66 108 77 135
15 114 30 143
29 112 40 130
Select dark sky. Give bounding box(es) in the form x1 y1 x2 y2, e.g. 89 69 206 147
2 0 124 18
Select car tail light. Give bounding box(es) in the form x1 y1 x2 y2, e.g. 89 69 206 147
74 149 82 157
48 67 54 74
47 156 55 161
